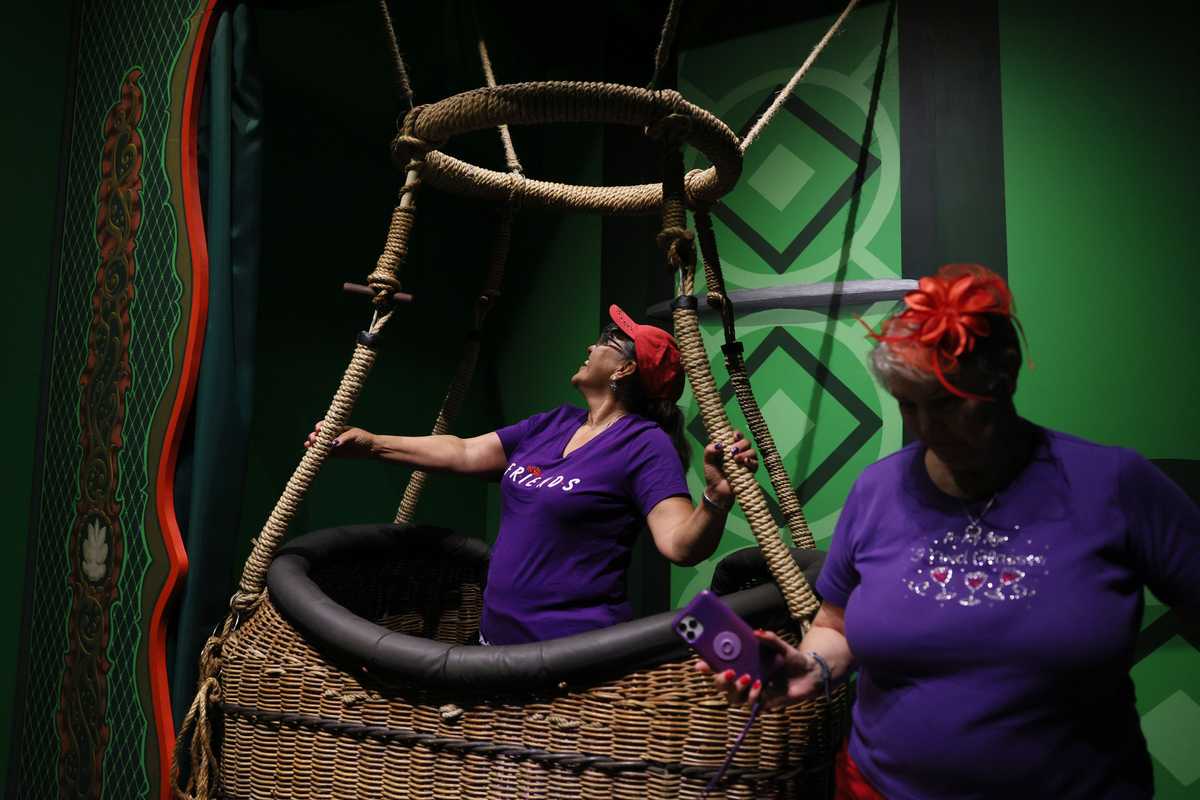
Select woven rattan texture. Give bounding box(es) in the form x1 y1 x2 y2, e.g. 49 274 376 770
218 572 846 799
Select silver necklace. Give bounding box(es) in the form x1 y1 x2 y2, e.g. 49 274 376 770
587 411 625 435
963 493 998 538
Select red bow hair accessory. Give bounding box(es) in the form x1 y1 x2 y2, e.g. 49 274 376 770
867 264 1023 401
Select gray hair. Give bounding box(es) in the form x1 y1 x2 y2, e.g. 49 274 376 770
868 340 937 389
867 313 1023 397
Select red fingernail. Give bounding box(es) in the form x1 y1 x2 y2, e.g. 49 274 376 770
737 675 750 687
754 628 765 634
723 670 735 680
752 680 762 691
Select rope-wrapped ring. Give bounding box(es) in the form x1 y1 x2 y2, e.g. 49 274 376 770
398 82 742 215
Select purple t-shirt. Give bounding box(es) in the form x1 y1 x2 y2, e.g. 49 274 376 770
816 428 1200 799
481 405 690 645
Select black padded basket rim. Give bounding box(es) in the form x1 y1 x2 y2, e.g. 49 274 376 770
266 523 799 692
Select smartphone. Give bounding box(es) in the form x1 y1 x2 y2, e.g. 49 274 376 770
672 590 783 687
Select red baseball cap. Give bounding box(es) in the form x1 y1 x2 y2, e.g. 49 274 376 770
608 304 685 402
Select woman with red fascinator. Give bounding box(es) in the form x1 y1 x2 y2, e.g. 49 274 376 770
701 264 1200 799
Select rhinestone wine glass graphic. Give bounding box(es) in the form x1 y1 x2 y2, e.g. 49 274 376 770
960 571 987 606
930 566 955 600
1002 568 1028 598
982 567 1026 601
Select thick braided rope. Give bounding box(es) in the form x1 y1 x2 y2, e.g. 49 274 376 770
235 312 395 605
727 370 814 548
740 0 861 153
366 154 423 305
695 210 815 549
171 615 231 799
658 144 818 621
673 310 817 619
411 82 741 212
673 306 818 621
171 676 219 799
422 152 676 214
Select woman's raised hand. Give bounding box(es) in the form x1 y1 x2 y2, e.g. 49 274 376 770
303 420 376 460
694 629 824 710
702 430 759 506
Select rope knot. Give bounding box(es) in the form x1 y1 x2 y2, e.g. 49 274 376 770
504 169 525 208
656 226 695 269
230 588 263 617
390 105 439 166
398 172 423 197
366 274 404 308
645 111 694 146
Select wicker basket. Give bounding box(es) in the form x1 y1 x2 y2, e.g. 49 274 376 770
210 524 847 799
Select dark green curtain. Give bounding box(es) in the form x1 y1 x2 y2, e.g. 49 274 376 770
168 3 262 730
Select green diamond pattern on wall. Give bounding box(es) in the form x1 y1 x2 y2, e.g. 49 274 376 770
686 327 881 516
673 0 903 605
713 90 882 275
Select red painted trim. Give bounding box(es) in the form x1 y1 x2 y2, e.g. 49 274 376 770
149 2 221 798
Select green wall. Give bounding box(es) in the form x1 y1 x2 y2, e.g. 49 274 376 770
1001 6 1200 457
1000 4 1200 796
0 2 71 791
673 2 904 604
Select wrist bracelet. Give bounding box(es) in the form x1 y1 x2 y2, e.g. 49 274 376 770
702 492 732 513
807 651 833 706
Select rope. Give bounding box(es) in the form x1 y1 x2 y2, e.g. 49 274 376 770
171 677 220 799
395 38 523 523
739 0 861 154
648 0 686 90
171 623 230 799
395 207 513 524
174 57 435 792
378 0 414 112
409 81 743 212
695 210 815 549
659 141 818 622
477 38 523 175
235 310 396 603
173 203 417 793
369 113 431 307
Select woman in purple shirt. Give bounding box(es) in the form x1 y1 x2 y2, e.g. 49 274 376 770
306 304 756 645
702 264 1200 799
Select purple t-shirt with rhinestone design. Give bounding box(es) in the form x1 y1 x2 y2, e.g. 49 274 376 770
816 428 1200 799
481 405 690 645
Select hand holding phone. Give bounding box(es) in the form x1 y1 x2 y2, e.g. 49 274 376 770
672 590 784 695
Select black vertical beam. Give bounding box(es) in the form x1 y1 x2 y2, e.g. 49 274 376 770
600 4 677 618
899 0 1008 279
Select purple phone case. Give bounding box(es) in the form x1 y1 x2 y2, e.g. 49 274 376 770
672 590 781 685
